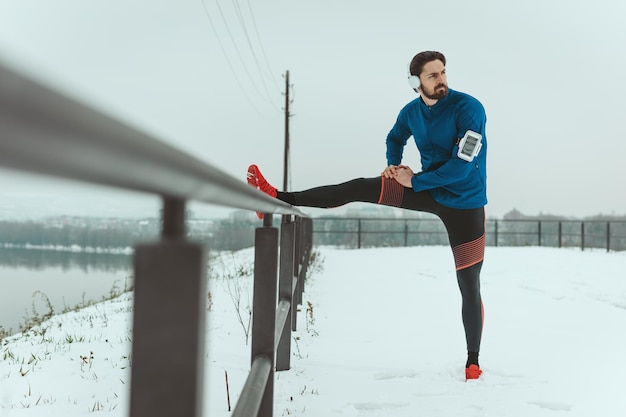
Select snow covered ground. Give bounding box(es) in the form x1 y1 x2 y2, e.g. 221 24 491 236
1 245 625 416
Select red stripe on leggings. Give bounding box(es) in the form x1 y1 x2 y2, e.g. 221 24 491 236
377 177 404 207
452 233 486 271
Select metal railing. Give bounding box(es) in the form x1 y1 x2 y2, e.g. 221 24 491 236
0 58 312 417
311 217 626 252
233 215 312 417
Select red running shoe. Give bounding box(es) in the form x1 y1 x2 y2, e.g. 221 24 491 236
465 364 482 380
246 164 277 219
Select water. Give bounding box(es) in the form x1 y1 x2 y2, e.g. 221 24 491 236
0 247 132 335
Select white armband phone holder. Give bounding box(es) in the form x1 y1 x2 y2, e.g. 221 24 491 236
457 130 483 162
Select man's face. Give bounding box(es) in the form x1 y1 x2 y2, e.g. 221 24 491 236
419 59 448 100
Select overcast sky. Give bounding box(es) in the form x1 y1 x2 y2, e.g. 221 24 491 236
1 0 625 219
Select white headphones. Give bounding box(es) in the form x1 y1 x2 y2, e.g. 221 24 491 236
407 62 420 89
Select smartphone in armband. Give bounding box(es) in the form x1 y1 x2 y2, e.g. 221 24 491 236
457 130 482 162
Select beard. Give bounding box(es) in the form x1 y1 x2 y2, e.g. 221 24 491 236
421 83 449 100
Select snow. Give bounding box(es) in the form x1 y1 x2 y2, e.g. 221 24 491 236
1 245 625 416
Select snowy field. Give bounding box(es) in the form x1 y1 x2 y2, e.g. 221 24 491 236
1 245 625 417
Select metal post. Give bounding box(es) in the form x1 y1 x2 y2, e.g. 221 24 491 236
295 218 304 307
538 220 542 246
291 218 302 331
303 219 312 286
130 197 206 417
607 222 611 252
300 218 311 295
581 222 585 251
306 218 313 258
162 197 186 238
494 220 498 247
404 220 408 247
277 217 295 371
558 222 562 248
357 219 362 249
251 219 279 417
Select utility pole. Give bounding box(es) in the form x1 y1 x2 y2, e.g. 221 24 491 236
282 70 290 192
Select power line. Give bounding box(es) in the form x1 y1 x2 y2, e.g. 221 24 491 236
211 0 277 107
244 0 281 92
199 0 267 118
232 0 278 106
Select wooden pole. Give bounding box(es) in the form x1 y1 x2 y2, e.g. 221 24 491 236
283 70 290 192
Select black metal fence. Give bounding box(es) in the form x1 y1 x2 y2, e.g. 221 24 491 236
0 58 312 417
311 217 626 252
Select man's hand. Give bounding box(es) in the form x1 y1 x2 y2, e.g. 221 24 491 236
382 165 414 187
393 165 414 187
382 165 399 179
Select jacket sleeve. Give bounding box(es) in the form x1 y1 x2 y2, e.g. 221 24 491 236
410 154 475 191
385 109 412 166
411 98 487 192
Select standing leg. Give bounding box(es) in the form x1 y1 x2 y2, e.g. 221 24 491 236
382 181 486 377
441 208 486 379
456 262 483 360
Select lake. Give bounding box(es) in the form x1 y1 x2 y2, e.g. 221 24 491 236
0 246 132 335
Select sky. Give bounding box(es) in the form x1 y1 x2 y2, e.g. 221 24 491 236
1 0 626 219
1 245 625 416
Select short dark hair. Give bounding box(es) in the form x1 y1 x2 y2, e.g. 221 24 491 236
409 51 446 77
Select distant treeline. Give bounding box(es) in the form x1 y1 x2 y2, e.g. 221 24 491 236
0 218 257 252
500 209 626 222
0 220 151 250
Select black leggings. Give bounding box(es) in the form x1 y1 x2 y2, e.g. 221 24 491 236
278 176 484 353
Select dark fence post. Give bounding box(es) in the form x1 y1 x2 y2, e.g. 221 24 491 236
558 222 562 248
581 222 585 251
299 218 309 296
307 218 313 253
494 220 499 247
251 215 279 417
296 218 305 304
404 220 408 247
357 219 362 249
130 197 206 417
299 218 312 292
538 220 542 246
607 222 611 252
277 216 295 371
292 218 302 331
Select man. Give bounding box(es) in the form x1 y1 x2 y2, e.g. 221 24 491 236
247 51 487 380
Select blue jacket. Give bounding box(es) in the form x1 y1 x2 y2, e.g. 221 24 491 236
386 88 487 209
